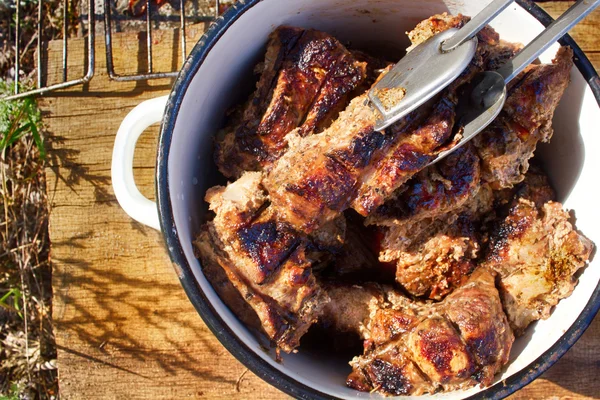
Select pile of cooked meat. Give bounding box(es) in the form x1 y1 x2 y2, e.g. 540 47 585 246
195 14 594 396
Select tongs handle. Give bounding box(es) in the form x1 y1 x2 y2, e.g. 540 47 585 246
442 0 514 52
496 0 600 83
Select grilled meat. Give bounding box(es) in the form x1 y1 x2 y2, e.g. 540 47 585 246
473 47 573 189
365 145 486 300
328 268 513 395
382 214 481 300
215 27 367 178
368 144 482 226
484 197 593 335
195 172 328 352
366 44 572 301
350 96 458 216
197 15 588 392
265 14 521 233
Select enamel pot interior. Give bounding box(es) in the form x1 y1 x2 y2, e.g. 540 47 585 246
157 0 600 398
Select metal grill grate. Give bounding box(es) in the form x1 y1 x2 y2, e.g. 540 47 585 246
2 0 223 100
103 0 220 81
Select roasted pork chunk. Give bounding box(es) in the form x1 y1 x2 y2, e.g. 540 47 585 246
368 44 573 301
322 268 513 395
195 172 328 352
215 27 367 178
266 15 506 233
484 197 593 335
366 145 489 299
473 47 573 189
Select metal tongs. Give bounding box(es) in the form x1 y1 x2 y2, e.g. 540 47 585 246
368 0 600 166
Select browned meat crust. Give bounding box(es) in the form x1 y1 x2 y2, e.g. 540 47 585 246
483 197 593 335
473 47 573 189
364 145 486 300
369 144 482 226
264 15 515 234
351 97 458 216
195 173 328 352
383 214 481 300
215 27 367 178
337 268 513 395
367 45 573 302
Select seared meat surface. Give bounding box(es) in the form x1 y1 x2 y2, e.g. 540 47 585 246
368 144 482 227
484 195 593 335
331 268 513 395
266 15 506 233
216 27 367 178
382 214 481 300
369 43 574 301
369 145 491 299
473 47 573 189
195 172 328 352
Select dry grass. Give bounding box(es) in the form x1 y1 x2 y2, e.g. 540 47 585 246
0 0 73 396
1 1 59 396
0 90 57 398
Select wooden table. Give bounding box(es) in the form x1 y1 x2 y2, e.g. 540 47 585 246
42 2 600 399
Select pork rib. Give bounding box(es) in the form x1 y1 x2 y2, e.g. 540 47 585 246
195 172 328 352
366 46 573 301
483 196 593 335
473 46 573 189
215 27 367 178
321 268 514 395
265 15 511 233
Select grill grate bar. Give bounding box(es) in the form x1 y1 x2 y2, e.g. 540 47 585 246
104 0 221 81
37 0 43 89
146 0 153 73
180 0 186 64
14 0 20 94
63 0 68 82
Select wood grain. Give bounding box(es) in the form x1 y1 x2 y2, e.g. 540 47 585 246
42 2 599 399
42 25 283 399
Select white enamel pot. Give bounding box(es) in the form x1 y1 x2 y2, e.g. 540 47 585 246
111 0 600 398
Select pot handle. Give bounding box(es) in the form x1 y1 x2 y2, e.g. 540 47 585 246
111 95 168 231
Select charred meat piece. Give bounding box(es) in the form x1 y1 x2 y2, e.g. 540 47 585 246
380 214 481 300
350 17 506 217
368 144 481 226
440 268 514 385
362 46 572 301
473 47 573 189
215 27 367 178
265 14 507 232
264 90 389 232
365 145 484 300
195 172 328 352
265 76 457 233
484 197 593 335
351 97 458 216
342 268 513 395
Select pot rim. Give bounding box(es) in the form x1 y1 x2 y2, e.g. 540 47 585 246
155 0 600 398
